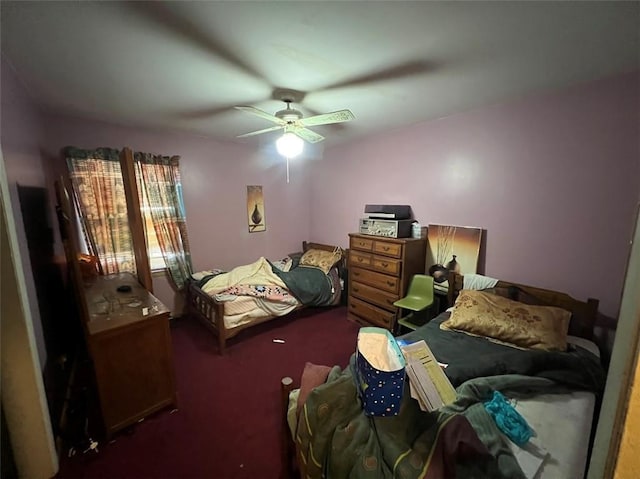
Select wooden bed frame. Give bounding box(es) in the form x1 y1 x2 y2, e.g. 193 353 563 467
186 241 347 354
279 272 600 478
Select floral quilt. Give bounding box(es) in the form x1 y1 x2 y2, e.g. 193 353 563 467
217 284 298 304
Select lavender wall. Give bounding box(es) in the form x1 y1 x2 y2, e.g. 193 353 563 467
7 57 638 323
1 58 48 367
1 61 46 186
312 71 640 320
40 113 313 309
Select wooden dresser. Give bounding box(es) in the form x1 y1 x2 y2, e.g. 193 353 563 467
347 233 426 332
83 272 177 438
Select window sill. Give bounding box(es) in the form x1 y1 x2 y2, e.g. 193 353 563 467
151 268 168 277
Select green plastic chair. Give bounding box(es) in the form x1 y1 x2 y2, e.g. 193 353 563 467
393 274 435 332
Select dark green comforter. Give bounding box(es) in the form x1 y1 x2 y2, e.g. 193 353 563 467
402 314 605 391
271 264 334 306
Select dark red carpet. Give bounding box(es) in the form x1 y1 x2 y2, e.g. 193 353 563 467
57 306 360 479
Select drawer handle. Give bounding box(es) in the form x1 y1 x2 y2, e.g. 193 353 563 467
354 271 360 276
381 262 389 268
357 257 364 262
353 286 359 292
386 281 395 287
382 246 390 251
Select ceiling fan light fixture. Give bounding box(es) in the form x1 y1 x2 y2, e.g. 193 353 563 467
276 132 304 158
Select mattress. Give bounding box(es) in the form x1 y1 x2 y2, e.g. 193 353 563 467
511 390 595 479
508 335 600 478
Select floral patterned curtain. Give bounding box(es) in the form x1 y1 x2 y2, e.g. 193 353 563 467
134 152 192 290
65 147 137 275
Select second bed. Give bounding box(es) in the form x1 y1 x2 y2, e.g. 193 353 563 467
187 241 346 353
281 273 604 478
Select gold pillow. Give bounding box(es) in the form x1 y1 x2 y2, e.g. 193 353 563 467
441 289 570 351
299 248 342 274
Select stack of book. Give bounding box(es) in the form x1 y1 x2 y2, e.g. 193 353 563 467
399 340 457 411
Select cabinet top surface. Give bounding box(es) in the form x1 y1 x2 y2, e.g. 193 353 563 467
84 272 169 335
349 233 426 243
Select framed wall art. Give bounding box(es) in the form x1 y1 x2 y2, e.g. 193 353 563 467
426 224 482 282
247 185 266 233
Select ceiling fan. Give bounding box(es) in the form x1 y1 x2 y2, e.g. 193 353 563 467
235 99 355 144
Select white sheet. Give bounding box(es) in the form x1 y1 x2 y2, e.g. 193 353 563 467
463 273 499 290
567 335 600 358
512 390 595 479
434 273 499 295
509 336 598 478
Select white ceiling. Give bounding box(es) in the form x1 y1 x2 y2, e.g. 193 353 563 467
2 1 638 147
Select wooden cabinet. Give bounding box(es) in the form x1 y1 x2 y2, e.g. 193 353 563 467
55 179 176 441
84 273 177 438
348 233 426 332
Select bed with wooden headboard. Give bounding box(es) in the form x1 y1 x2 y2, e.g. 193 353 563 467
186 241 346 354
446 271 599 340
280 272 605 479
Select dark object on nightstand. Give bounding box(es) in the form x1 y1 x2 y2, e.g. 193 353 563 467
116 284 132 293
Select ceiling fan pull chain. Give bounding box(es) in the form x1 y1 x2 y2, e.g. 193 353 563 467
286 156 290 184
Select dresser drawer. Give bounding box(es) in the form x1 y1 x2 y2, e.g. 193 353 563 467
371 256 401 276
350 236 374 252
350 267 399 294
349 250 372 268
349 296 395 328
350 281 398 311
373 241 402 258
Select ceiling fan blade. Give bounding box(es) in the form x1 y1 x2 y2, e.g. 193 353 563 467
174 103 236 120
319 60 434 91
299 109 355 127
127 2 263 80
235 106 285 125
237 125 284 138
293 128 325 144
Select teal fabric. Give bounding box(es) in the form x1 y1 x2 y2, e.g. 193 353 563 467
484 391 532 446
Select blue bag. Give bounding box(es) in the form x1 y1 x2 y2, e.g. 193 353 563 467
355 327 406 417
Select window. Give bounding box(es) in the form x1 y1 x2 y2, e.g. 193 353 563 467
66 147 191 290
74 193 166 273
139 193 167 272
